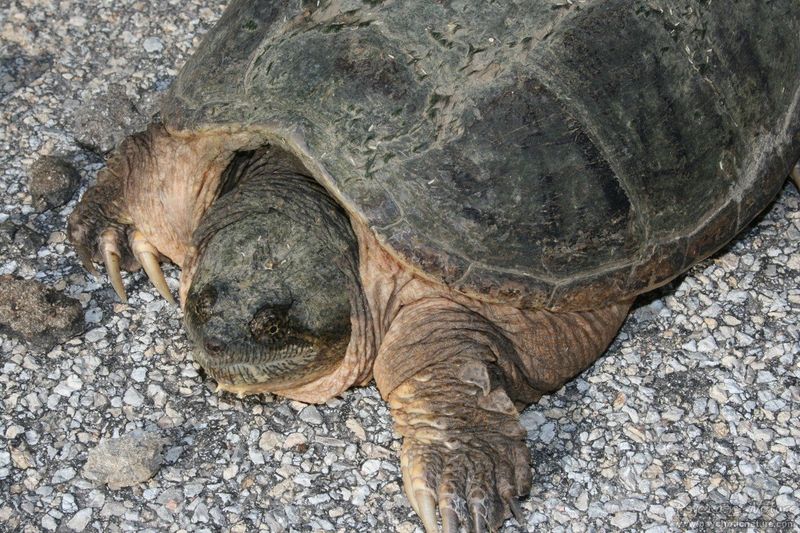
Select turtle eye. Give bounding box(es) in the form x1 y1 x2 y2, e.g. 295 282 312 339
249 304 292 343
189 284 218 323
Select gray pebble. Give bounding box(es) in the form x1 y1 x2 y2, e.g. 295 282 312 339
610 511 638 528
84 327 107 343
54 375 83 396
83 430 166 489
66 508 92 532
123 387 144 407
52 467 76 484
299 405 323 425
143 37 164 53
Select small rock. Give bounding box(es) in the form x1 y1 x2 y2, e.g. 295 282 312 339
123 387 144 407
361 459 381 476
83 430 166 489
624 425 646 443
143 37 164 53
0 275 84 350
28 155 80 211
66 508 92 532
610 511 638 528
575 491 589 512
299 405 323 425
9 446 33 469
294 473 314 487
54 375 83 396
696 336 718 352
283 433 307 449
222 464 238 480
192 502 209 523
345 419 367 441
259 431 281 451
84 307 103 324
738 461 758 476
85 327 107 343
41 514 57 531
52 467 76 484
539 422 556 443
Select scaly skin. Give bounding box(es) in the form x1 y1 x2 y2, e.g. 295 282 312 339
373 296 630 531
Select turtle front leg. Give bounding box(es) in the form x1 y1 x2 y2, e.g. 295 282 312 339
388 365 530 532
374 298 531 532
68 125 170 302
68 124 242 304
374 296 631 531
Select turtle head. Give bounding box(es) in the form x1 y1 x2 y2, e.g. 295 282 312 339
183 149 359 396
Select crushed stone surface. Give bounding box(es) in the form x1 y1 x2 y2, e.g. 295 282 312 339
1 1 799 532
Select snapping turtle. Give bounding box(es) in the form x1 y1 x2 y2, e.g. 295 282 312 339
68 1 800 530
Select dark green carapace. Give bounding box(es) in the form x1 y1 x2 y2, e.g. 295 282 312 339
164 0 800 311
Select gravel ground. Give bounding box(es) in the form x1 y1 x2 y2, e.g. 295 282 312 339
1 2 799 532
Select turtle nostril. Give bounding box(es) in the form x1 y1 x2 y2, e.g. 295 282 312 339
204 338 225 356
250 304 293 341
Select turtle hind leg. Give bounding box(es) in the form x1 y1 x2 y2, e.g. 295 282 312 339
373 297 630 532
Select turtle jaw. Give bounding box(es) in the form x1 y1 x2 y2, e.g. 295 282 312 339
184 315 351 395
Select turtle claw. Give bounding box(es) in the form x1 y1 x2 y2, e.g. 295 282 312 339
130 230 176 305
75 243 99 277
417 491 438 533
398 433 527 532
791 161 800 190
100 229 127 303
70 217 176 305
440 506 460 533
505 496 526 529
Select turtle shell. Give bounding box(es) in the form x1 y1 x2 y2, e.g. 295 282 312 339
162 0 800 311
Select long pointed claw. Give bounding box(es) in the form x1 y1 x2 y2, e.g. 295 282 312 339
130 230 176 305
472 509 488 533
100 243 127 303
505 497 526 530
401 453 420 516
76 244 98 277
441 506 460 533
791 162 800 190
415 491 438 533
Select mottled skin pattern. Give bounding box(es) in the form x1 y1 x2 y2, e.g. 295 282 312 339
67 1 800 531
